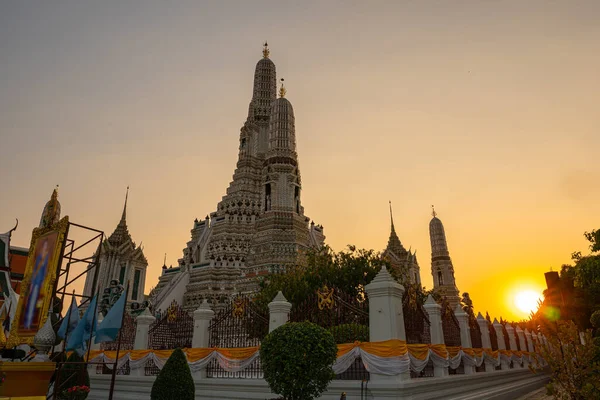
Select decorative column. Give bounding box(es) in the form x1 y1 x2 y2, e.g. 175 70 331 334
134 309 155 350
133 308 156 376
454 304 474 374
423 295 448 377
91 312 103 351
365 266 408 381
516 326 528 367
505 324 520 367
524 329 534 353
493 319 510 370
268 291 291 333
476 313 494 372
192 300 215 379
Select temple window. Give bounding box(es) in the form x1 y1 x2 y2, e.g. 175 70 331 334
132 269 141 300
437 270 444 286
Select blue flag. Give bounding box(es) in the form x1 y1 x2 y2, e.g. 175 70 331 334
95 291 127 344
57 297 80 340
66 295 98 355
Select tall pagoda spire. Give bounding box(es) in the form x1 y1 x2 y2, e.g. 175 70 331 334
386 201 406 256
108 187 132 246
429 207 460 307
121 186 129 223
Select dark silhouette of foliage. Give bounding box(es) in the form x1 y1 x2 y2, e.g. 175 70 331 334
260 322 337 400
151 348 194 400
255 246 397 313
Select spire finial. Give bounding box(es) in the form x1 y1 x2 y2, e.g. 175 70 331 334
263 41 270 58
279 78 286 98
431 204 437 218
163 253 167 266
389 201 396 232
121 186 129 222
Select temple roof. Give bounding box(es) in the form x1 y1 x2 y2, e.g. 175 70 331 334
105 188 146 263
385 202 408 258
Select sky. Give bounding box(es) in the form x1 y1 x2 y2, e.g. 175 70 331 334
1 1 599 321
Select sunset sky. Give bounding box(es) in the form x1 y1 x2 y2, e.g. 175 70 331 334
1 1 598 321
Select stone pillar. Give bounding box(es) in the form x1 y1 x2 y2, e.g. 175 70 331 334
492 319 510 370
91 313 103 351
364 266 408 381
134 308 155 350
525 329 534 353
132 309 155 376
454 305 475 374
268 291 291 333
505 324 520 367
476 312 494 372
515 326 527 367
191 300 215 379
423 295 448 377
505 324 518 351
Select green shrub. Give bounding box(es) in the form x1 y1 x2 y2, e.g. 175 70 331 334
57 352 90 400
329 323 369 344
151 348 194 400
591 310 600 330
260 322 338 400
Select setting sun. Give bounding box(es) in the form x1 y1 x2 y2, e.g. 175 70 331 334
514 290 542 315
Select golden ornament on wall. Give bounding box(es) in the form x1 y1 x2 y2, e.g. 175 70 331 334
232 298 245 318
317 285 334 310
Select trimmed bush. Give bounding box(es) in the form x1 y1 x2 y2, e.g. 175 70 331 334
329 323 369 344
591 310 600 330
57 352 90 400
151 348 195 400
260 322 338 400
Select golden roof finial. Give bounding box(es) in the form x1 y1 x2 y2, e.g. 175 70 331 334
431 205 437 218
263 41 270 58
279 78 286 98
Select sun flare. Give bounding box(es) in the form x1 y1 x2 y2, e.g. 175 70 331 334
514 290 541 315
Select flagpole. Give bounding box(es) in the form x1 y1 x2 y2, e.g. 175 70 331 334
83 289 99 387
108 282 129 400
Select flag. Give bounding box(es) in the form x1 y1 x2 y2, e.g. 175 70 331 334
66 295 98 355
0 232 9 268
57 297 80 340
95 289 127 344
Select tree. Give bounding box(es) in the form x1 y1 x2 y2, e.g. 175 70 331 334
56 352 90 400
254 245 400 313
260 322 338 400
151 348 194 400
538 320 600 400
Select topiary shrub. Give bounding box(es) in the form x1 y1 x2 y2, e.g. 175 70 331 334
57 352 90 400
590 310 600 331
151 348 194 400
329 323 369 344
260 322 338 400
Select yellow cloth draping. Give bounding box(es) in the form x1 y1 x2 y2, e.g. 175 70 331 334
337 339 408 358
87 342 538 368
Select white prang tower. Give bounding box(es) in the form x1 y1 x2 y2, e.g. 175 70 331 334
429 206 460 307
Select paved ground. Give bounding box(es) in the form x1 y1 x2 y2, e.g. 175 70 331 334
515 387 552 400
447 374 550 400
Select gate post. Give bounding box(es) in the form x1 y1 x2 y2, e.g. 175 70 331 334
131 309 156 376
515 326 528 368
134 309 155 350
91 312 103 351
423 295 448 377
493 319 510 370
192 300 214 379
364 266 408 381
505 324 520 368
524 329 534 353
268 291 291 333
476 313 495 372
454 304 475 374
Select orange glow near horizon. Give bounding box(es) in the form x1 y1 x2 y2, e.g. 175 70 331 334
1 2 598 324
